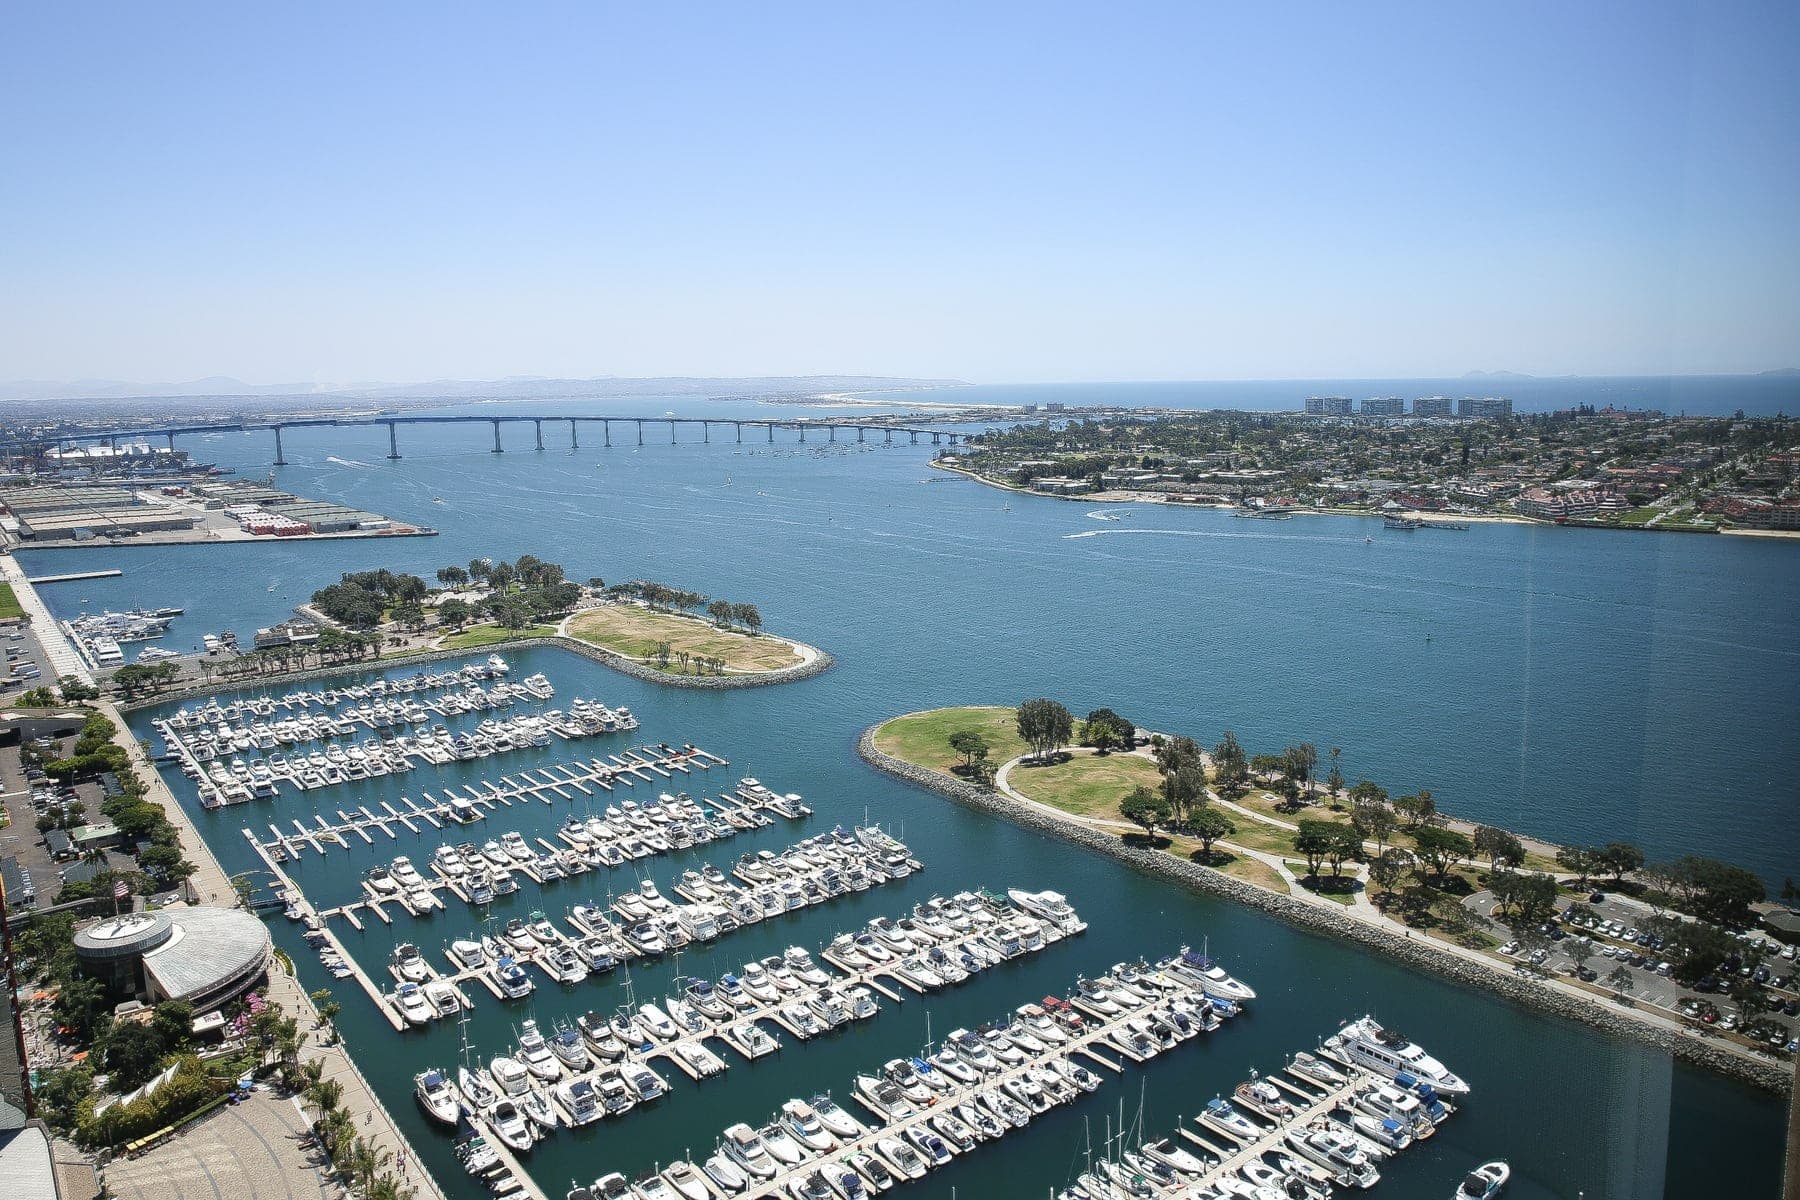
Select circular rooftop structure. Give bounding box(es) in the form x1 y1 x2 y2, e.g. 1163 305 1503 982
73 912 174 962
74 906 271 1011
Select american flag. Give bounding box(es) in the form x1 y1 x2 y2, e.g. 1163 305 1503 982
113 879 129 900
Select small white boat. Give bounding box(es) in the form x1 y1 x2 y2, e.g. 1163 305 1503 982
1453 1161 1511 1199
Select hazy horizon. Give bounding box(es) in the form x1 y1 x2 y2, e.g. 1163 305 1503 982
3 2 1797 383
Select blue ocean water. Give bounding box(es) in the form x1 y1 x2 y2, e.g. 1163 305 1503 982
15 408 1796 1198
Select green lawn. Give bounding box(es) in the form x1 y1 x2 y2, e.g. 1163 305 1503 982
0 583 22 621
1008 751 1162 819
872 706 1026 776
438 623 556 649
566 605 804 672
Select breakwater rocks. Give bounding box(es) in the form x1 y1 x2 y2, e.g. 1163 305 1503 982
856 724 1791 1095
119 634 833 712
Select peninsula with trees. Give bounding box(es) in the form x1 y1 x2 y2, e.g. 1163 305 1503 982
867 702 1794 1070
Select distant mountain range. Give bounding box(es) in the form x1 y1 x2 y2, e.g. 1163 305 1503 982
0 374 965 404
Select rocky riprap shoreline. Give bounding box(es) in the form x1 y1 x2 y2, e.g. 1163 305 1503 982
856 725 1791 1095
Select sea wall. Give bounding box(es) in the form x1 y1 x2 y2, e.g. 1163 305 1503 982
856 726 1792 1095
119 634 833 712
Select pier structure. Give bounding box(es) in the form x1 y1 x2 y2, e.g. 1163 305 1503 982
3 413 967 464
696 966 1255 1200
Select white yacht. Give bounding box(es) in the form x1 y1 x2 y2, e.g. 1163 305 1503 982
1164 946 1257 1001
1006 888 1087 933
1325 1015 1470 1097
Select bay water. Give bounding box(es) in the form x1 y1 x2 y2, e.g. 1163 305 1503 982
18 402 1797 1198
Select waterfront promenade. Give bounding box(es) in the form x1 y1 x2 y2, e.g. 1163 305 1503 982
97 698 448 1200
0 555 93 684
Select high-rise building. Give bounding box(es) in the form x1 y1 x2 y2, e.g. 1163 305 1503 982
1458 396 1514 419
1413 396 1453 418
1360 397 1405 417
1303 396 1353 416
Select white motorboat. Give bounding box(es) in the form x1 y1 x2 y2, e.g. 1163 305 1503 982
1324 1015 1470 1096
393 983 433 1026
1285 1125 1380 1190
780 1098 838 1152
721 1123 778 1180
488 1098 535 1152
490 1055 530 1095
1140 1136 1209 1177
811 1092 867 1141
874 1136 928 1181
1453 1161 1511 1199
414 1068 461 1125
1199 1097 1262 1142
661 1161 713 1200
703 1153 749 1195
517 1020 560 1080
557 1077 604 1126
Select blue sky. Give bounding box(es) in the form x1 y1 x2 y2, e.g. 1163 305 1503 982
2 1 1796 384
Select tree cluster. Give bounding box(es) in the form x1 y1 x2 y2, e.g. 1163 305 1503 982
1079 708 1135 753
311 569 429 629
1016 699 1073 762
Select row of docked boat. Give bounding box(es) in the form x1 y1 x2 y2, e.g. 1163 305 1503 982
185 700 635 805
159 655 514 730
434 830 922 1000
670 949 1248 1200
162 678 549 756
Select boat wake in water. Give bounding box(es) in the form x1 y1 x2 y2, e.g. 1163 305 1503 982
324 455 372 469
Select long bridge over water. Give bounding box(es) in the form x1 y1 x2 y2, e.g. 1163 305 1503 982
15 413 968 464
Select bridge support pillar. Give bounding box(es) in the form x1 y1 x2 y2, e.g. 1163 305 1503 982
910 431 918 444
735 422 742 443
570 420 579 449
273 426 287 465
702 422 709 443
491 420 502 453
932 432 941 444
166 432 175 452
534 419 544 451
670 421 676 444
799 426 806 443
636 419 644 446
857 427 864 443
828 426 836 442
386 421 401 459
603 420 611 447
767 424 773 442
885 428 892 443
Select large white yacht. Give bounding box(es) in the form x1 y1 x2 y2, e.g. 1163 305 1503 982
1006 888 1088 934
1325 1015 1470 1097
1162 946 1257 1001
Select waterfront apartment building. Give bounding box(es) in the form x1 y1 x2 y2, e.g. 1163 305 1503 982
1458 396 1514 419
1303 396 1353 416
1360 397 1405 417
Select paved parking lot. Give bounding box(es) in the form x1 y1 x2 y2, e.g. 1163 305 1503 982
0 620 55 698
102 1091 338 1200
1468 889 1799 1048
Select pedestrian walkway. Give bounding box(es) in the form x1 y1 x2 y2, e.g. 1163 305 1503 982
0 556 92 684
